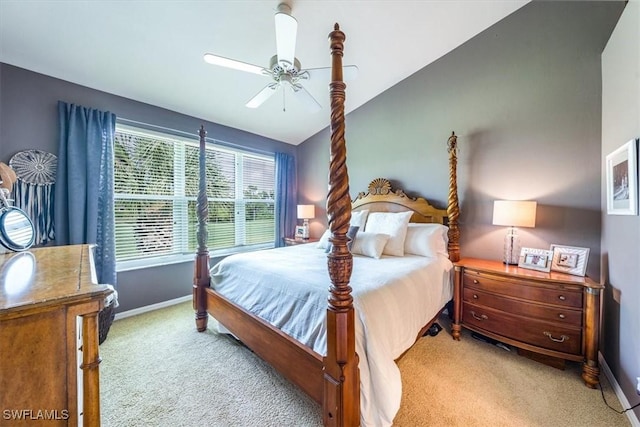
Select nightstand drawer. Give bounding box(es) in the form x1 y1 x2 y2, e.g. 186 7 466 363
463 271 582 308
462 288 582 326
463 302 582 355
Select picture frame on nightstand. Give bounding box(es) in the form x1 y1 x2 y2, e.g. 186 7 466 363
294 226 305 239
517 247 553 272
549 244 589 276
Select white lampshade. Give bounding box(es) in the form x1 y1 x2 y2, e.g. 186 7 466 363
492 200 537 228
493 200 537 265
297 205 315 220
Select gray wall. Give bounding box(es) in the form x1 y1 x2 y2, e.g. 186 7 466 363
0 63 296 312
601 0 640 418
298 1 624 282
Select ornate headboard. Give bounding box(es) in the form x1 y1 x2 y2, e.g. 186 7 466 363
351 178 449 224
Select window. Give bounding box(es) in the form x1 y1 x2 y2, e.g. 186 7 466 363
114 124 275 270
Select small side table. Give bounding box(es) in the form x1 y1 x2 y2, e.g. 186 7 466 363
283 237 319 246
452 257 603 388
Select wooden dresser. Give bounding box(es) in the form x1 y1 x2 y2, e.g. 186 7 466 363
0 244 112 426
451 258 603 388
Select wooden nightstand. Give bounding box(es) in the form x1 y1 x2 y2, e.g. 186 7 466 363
452 258 603 388
283 237 319 246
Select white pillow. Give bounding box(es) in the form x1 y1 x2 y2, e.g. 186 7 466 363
404 223 449 258
350 209 369 228
316 209 369 250
351 232 390 259
317 230 331 249
364 211 413 256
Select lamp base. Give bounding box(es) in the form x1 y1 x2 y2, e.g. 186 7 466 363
302 219 310 240
503 227 520 265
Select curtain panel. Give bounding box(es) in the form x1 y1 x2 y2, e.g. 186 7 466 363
274 152 296 247
55 101 117 286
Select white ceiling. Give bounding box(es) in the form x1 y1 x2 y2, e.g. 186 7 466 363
0 1 528 145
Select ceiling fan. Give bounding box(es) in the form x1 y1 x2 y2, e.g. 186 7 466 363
203 3 357 112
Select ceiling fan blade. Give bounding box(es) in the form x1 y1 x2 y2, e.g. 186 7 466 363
290 84 321 112
304 65 359 82
203 53 266 76
274 3 297 70
246 83 279 108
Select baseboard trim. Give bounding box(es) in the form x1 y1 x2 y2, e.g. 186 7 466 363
114 295 191 321
599 352 640 427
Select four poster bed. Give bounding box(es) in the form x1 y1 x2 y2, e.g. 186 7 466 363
193 24 460 427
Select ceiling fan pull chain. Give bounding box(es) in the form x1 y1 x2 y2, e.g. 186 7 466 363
282 88 286 112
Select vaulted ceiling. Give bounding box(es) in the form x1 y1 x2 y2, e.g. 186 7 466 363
0 1 528 145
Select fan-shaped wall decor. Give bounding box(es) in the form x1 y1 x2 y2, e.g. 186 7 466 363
9 150 57 245
9 150 57 184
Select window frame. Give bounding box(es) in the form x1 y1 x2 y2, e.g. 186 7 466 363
114 123 275 272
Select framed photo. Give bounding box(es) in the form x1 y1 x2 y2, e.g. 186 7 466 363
550 244 589 276
606 139 638 215
518 247 553 272
294 225 305 239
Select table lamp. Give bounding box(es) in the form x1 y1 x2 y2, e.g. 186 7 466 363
492 200 537 265
297 204 315 240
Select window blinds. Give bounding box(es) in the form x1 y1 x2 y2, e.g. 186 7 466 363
114 125 275 266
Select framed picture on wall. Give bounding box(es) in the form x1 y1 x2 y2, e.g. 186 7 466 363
606 138 638 215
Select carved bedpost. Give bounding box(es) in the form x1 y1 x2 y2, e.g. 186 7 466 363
193 125 210 332
323 23 360 427
447 131 460 262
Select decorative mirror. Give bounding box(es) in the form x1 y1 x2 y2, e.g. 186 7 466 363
0 207 35 251
0 189 35 252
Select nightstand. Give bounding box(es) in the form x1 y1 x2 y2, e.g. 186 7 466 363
451 258 603 388
283 237 319 246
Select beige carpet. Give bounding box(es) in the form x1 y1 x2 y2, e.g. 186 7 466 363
100 302 629 426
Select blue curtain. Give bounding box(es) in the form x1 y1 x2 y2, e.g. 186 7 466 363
274 152 297 247
55 101 117 286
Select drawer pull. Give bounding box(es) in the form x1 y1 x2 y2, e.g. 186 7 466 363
471 311 488 321
558 314 566 319
472 294 479 299
543 331 569 343
558 295 566 301
473 279 479 284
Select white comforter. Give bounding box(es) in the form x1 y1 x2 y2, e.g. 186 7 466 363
210 243 453 427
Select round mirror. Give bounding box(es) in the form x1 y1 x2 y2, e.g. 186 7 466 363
0 207 35 251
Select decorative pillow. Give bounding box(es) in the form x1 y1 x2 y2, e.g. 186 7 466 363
316 210 369 250
351 232 390 259
325 225 359 253
404 223 449 258
364 211 413 256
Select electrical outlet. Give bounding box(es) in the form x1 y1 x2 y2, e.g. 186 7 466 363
636 377 640 395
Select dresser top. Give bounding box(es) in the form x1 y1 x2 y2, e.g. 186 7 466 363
455 258 603 289
0 244 112 314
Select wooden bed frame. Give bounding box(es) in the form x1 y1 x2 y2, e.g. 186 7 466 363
193 24 460 427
